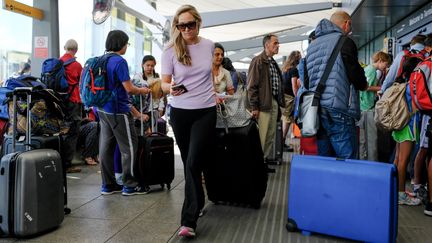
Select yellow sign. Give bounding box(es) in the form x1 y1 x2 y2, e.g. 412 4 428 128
3 0 44 20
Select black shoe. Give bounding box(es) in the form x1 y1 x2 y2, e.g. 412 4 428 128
425 202 432 217
283 147 294 152
265 163 276 173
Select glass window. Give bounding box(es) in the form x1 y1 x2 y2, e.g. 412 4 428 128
0 0 33 83
111 9 153 76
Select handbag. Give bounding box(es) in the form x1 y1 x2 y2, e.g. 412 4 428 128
216 75 252 130
296 36 347 137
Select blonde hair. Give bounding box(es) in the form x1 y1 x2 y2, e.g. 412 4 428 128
372 51 391 64
167 5 202 66
64 39 78 51
282 50 301 72
149 80 162 99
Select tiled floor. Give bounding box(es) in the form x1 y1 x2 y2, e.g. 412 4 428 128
1 139 432 242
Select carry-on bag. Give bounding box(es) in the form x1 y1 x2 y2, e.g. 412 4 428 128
204 120 268 208
1 87 62 156
0 87 65 237
287 155 397 243
0 87 69 213
134 94 174 189
299 136 318 155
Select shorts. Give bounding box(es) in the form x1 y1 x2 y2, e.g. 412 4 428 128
282 94 295 123
392 113 420 143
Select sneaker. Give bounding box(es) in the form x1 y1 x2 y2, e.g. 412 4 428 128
398 192 421 206
405 190 416 198
122 185 150 196
417 185 429 205
101 184 123 195
178 226 196 238
424 202 432 216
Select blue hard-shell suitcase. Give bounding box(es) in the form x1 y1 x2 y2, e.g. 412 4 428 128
287 155 397 243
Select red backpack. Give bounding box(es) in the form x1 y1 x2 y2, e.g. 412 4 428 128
410 57 432 111
397 49 426 77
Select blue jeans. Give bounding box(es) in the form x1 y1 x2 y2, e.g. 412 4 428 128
317 109 358 159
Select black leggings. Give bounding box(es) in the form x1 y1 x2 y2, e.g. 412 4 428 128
170 106 216 229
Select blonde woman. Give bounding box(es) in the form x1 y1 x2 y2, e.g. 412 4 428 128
161 5 215 238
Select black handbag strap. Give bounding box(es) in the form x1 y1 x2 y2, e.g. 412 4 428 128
304 35 347 101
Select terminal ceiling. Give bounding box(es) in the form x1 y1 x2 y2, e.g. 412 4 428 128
123 0 431 64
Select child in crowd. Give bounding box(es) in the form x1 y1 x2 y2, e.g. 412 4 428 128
359 51 391 161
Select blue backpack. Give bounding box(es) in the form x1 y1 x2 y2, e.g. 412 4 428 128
4 75 46 90
41 57 76 94
79 53 116 108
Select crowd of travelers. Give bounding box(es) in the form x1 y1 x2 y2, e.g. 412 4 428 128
2 4 432 239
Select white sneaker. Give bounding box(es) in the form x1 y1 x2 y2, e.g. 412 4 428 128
398 192 421 206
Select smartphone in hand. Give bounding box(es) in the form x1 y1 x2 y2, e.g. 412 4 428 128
171 84 188 93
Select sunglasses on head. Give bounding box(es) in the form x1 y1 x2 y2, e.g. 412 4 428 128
176 21 197 31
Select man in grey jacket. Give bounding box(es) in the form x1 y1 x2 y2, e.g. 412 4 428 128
305 11 367 159
247 34 285 170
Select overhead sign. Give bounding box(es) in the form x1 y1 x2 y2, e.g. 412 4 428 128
3 0 44 20
34 36 48 59
395 2 432 38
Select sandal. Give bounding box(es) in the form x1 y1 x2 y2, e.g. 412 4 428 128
85 157 98 166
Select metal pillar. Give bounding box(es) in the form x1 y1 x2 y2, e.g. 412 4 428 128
31 0 59 77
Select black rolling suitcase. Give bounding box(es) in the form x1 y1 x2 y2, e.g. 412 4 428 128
0 87 64 237
0 87 70 214
204 121 268 208
134 95 174 189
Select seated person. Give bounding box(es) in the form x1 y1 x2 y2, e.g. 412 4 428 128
77 107 99 165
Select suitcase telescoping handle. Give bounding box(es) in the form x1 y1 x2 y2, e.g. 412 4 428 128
12 87 33 152
139 90 159 136
148 91 158 133
139 93 144 136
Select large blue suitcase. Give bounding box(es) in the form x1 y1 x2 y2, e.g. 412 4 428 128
287 155 397 243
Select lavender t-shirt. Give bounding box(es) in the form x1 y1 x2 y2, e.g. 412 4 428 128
161 38 215 109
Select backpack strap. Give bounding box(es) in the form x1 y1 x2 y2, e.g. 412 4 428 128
63 57 76 66
304 35 347 105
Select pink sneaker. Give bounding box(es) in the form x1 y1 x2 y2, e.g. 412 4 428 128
178 226 196 238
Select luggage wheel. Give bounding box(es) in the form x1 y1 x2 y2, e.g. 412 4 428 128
64 207 71 215
286 218 298 232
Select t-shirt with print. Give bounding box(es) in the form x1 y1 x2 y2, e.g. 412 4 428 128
360 64 377 111
102 54 131 113
161 37 215 109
